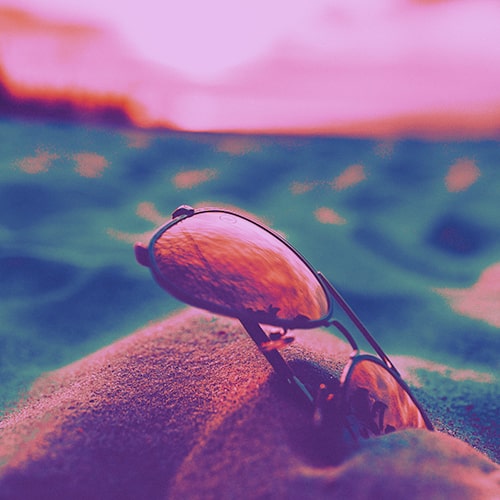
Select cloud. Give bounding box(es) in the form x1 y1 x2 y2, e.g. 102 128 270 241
1 2 499 136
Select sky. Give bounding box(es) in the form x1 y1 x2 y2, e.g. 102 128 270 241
1 0 500 135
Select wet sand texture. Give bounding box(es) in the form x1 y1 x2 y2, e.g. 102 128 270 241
0 309 498 499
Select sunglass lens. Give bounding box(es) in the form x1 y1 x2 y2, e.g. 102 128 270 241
152 212 329 324
340 358 429 439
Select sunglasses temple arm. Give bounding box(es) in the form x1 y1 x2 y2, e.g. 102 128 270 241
319 273 399 375
239 319 315 406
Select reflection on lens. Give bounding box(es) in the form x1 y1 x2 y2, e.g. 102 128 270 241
341 358 428 439
152 212 329 323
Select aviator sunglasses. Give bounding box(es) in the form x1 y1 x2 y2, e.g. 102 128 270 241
135 205 433 441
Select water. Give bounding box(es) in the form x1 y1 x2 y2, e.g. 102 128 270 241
1 117 499 413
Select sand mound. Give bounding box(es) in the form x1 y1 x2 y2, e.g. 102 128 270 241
0 309 498 499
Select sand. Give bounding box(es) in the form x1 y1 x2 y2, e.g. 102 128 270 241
0 308 498 499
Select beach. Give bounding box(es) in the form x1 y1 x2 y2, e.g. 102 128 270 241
1 2 499 496
1 118 499 498
0 308 498 499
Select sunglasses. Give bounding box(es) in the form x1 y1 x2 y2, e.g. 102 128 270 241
135 205 433 442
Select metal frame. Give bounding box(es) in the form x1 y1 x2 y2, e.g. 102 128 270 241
135 205 433 432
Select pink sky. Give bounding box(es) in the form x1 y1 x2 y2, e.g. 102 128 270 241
1 0 499 136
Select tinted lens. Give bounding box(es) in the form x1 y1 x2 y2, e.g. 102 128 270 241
340 357 429 439
152 211 329 323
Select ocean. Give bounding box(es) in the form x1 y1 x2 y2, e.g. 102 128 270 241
1 117 499 414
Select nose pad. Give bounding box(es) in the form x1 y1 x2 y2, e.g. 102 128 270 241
134 243 151 267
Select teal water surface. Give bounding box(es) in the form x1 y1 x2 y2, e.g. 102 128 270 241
1 117 499 414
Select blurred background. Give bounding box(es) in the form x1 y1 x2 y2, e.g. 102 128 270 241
0 0 499 418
